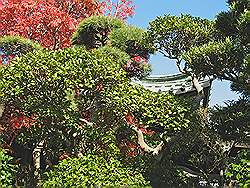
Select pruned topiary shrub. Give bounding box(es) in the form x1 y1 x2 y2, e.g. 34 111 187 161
0 46 128 158
72 15 153 79
0 36 199 187
109 26 153 78
0 35 42 65
71 15 125 49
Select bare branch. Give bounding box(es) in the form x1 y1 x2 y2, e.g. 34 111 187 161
33 140 45 181
79 118 93 126
130 124 169 156
192 74 204 95
176 59 187 74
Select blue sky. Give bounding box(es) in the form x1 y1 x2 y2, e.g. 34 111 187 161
127 0 240 106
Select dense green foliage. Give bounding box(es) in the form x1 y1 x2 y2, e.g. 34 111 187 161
0 1 248 186
71 15 125 49
182 0 249 94
109 26 153 58
0 148 17 187
0 45 195 151
182 38 246 81
0 43 197 186
147 1 249 187
225 150 250 188
42 155 150 187
0 35 42 54
0 36 42 64
215 0 249 45
210 98 250 142
0 46 127 157
71 15 153 78
147 14 215 60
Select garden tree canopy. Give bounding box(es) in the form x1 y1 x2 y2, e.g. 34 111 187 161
0 44 198 186
215 0 249 46
182 0 249 95
72 15 153 78
100 0 135 20
209 98 249 143
147 14 215 61
0 0 100 49
147 14 215 94
0 0 135 49
109 25 153 58
146 1 249 186
71 15 125 49
0 36 42 65
0 46 195 157
109 26 153 78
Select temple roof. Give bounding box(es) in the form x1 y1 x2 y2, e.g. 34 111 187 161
133 73 212 95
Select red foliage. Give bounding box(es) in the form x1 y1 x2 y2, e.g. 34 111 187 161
100 0 135 20
0 0 135 49
0 106 37 144
123 55 149 78
0 0 101 49
9 111 36 130
139 127 155 136
125 112 155 136
122 113 156 157
125 112 138 125
95 82 104 92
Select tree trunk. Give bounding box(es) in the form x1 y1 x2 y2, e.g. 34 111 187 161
33 140 45 182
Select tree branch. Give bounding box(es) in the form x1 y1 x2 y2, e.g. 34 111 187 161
192 74 204 95
79 118 93 126
33 140 45 181
175 58 204 95
130 124 169 156
176 59 187 74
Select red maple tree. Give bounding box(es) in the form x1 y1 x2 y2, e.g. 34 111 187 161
100 0 135 20
0 0 135 49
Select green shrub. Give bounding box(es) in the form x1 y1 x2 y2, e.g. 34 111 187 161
42 154 150 187
72 16 153 79
94 46 131 66
71 15 125 49
109 26 153 58
0 35 42 64
0 148 18 187
225 150 250 188
109 26 153 78
0 46 128 160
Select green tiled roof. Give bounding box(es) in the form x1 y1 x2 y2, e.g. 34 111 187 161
134 73 212 95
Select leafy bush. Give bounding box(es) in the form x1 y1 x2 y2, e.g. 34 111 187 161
182 38 246 81
42 154 150 187
0 37 198 187
144 155 190 188
72 16 153 79
0 148 18 187
147 14 215 59
109 26 153 78
94 46 130 66
225 150 250 188
0 46 128 159
0 35 42 65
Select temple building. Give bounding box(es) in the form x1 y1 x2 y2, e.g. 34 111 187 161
134 73 213 107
